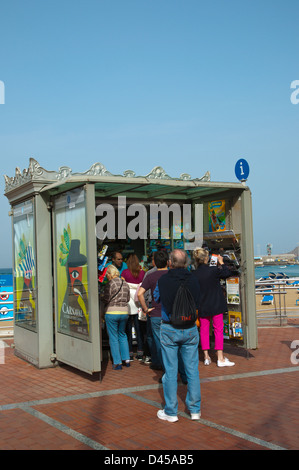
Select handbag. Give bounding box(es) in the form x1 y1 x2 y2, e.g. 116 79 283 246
138 307 147 321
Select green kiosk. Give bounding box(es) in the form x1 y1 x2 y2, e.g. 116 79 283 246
4 159 257 376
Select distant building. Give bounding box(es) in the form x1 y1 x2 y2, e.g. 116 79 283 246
261 254 297 265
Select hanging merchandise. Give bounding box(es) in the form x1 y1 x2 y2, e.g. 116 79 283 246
98 245 108 259
226 277 240 304
98 256 108 271
208 200 226 232
223 316 230 339
98 267 108 283
228 311 243 339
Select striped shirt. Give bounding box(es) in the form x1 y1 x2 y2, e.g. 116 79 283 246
103 277 130 314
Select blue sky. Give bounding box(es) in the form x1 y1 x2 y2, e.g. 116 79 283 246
1 0 299 267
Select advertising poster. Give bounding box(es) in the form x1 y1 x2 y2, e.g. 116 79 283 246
223 317 230 339
0 274 13 321
228 311 243 339
13 200 36 330
226 277 240 304
54 189 90 341
208 200 226 232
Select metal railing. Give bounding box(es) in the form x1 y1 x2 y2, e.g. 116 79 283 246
255 277 299 325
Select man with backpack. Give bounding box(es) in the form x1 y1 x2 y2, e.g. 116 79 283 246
154 249 201 423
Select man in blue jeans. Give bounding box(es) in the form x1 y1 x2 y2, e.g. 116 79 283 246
154 249 201 422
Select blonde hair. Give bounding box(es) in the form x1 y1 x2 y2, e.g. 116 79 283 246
193 247 209 267
106 264 120 279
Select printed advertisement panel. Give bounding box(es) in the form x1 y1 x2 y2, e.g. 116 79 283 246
0 274 14 321
54 188 90 341
226 277 240 304
228 311 243 340
13 200 37 330
208 200 226 232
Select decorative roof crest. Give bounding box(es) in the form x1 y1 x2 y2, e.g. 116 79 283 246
4 158 210 193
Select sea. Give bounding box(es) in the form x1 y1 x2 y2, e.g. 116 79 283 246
255 264 299 280
0 268 12 275
0 268 13 288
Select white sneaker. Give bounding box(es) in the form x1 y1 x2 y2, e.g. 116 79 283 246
217 357 235 367
191 412 201 420
157 409 178 422
204 358 211 366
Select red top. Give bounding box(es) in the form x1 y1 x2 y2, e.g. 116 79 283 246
122 268 145 284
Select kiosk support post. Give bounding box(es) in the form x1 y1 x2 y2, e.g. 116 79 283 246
85 184 102 374
34 194 54 367
241 188 257 349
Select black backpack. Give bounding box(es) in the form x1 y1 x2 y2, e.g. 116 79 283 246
170 280 197 328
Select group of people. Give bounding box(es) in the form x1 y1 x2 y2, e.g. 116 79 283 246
102 247 236 422
102 250 167 369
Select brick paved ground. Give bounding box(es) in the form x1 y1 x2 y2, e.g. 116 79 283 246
0 323 298 451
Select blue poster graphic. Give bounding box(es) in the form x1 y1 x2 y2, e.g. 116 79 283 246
0 274 13 321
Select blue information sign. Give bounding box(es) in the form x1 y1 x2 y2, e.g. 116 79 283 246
235 159 249 181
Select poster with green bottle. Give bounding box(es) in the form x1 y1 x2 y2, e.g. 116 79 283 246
54 188 90 340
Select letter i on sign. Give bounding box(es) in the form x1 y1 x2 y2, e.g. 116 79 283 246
235 158 250 182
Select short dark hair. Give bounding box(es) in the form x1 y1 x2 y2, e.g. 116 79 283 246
111 251 122 260
153 250 169 269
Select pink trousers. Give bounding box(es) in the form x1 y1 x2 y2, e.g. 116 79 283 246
199 314 223 351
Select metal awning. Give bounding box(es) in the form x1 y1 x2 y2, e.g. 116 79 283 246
40 176 246 201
